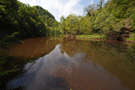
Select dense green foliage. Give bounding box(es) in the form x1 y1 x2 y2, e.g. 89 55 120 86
0 0 59 47
34 6 58 27
34 6 60 36
0 0 46 39
59 0 135 41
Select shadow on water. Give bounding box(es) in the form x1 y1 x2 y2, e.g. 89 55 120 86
0 37 135 90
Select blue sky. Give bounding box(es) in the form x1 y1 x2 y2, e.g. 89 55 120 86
18 0 108 21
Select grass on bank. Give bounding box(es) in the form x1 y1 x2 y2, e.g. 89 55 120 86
76 35 107 39
126 33 135 41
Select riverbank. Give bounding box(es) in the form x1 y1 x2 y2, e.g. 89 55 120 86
64 35 106 39
77 35 106 39
125 33 135 43
64 35 135 43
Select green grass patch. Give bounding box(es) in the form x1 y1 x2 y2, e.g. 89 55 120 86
76 35 106 39
126 33 135 41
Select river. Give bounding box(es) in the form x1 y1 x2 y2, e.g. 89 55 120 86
0 37 135 90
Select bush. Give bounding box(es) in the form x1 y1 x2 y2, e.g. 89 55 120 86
0 32 19 47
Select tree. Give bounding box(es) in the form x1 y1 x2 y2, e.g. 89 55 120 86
98 0 104 9
60 15 65 22
84 4 95 17
0 0 59 43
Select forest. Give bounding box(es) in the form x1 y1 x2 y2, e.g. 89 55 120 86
59 0 135 41
0 0 135 47
0 0 59 47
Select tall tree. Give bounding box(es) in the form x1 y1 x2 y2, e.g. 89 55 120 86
84 4 95 17
98 0 104 9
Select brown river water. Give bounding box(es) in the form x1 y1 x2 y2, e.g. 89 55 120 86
0 37 135 90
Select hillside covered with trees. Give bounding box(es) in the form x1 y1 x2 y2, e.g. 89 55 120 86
59 0 135 41
0 0 58 46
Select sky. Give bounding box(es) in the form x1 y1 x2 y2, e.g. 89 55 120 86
18 0 108 21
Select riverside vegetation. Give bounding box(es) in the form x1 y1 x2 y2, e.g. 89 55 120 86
59 0 135 41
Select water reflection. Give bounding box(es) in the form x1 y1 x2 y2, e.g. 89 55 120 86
1 37 135 90
1 37 60 59
60 39 135 90
8 45 70 90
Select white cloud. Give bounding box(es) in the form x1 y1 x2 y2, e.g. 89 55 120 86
18 0 95 21
90 0 94 4
40 0 83 21
105 0 108 2
18 0 40 6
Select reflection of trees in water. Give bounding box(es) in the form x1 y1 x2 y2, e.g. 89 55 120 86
1 37 61 59
0 56 32 90
0 37 62 90
60 39 84 57
1 37 135 90
60 38 135 90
